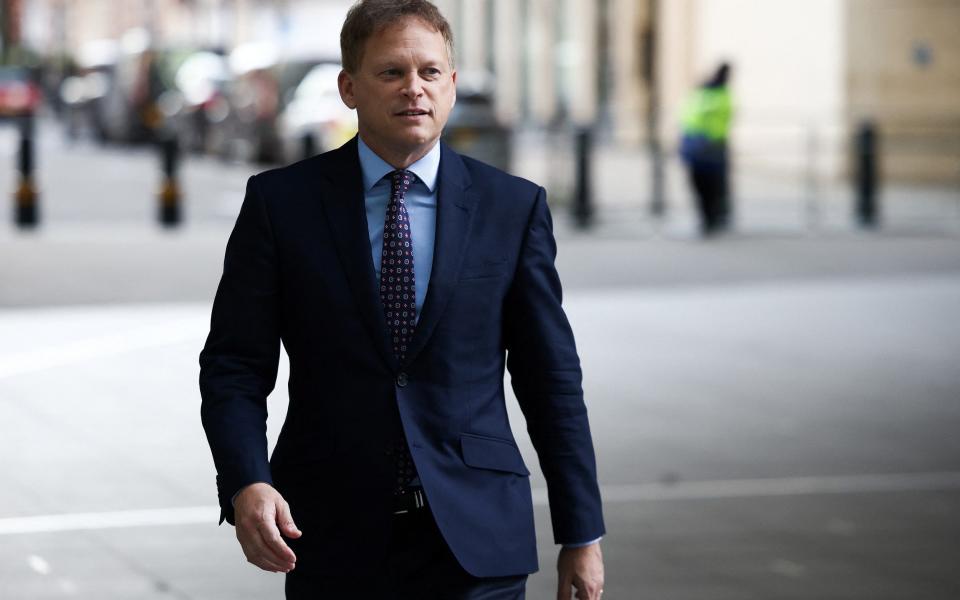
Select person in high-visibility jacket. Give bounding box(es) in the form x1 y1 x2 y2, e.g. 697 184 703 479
680 62 733 236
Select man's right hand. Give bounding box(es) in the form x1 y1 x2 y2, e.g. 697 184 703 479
233 482 302 573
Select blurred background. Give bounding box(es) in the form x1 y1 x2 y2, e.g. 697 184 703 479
1 1 959 598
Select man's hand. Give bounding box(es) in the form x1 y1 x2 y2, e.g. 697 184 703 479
233 482 302 573
557 542 604 600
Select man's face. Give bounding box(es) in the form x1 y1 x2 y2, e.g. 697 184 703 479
338 17 456 165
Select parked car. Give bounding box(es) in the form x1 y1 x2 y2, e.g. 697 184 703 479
277 62 357 163
442 78 511 172
211 44 338 164
159 49 232 153
96 29 182 144
59 39 118 141
0 66 43 120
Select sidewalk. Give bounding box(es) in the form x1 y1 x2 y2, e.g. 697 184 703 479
2 119 958 239
511 128 960 239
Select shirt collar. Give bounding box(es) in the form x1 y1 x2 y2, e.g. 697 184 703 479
357 136 441 193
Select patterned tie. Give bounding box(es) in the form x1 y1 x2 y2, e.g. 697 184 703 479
381 169 417 359
380 169 419 494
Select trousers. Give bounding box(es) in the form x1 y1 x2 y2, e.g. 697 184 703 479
687 162 730 235
285 506 528 599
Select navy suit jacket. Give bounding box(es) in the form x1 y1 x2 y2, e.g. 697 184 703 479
199 137 604 577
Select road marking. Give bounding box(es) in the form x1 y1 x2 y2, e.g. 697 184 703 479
1 471 959 535
0 506 218 535
0 323 203 380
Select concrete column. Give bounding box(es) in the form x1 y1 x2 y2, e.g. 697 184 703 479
529 0 556 124
492 0 522 124
658 0 696 148
518 0 532 122
605 0 644 144
568 0 597 126
459 0 484 78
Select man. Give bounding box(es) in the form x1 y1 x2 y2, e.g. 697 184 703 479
679 62 734 236
200 1 605 598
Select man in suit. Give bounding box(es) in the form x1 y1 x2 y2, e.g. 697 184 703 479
200 1 605 598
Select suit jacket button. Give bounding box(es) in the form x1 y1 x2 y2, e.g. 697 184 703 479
396 372 408 387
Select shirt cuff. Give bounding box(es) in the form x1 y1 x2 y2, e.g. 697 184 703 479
562 536 602 548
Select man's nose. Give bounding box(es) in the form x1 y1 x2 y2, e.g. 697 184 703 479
401 72 424 97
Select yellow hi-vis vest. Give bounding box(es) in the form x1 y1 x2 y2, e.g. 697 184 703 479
681 86 732 142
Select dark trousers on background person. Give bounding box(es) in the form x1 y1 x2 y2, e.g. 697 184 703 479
687 160 730 236
285 506 527 600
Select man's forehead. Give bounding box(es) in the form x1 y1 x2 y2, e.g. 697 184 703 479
362 18 451 66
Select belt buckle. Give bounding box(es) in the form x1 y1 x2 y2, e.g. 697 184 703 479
393 488 426 515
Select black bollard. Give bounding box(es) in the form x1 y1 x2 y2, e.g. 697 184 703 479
14 120 39 228
158 135 182 227
572 127 594 229
302 132 317 161
855 120 880 228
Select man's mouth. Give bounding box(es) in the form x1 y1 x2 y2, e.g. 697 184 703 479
396 109 430 117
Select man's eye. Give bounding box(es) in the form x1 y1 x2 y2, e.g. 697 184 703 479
423 68 441 77
382 69 401 77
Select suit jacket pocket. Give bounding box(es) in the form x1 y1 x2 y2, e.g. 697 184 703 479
460 432 530 476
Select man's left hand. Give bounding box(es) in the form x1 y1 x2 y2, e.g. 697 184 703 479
557 542 604 600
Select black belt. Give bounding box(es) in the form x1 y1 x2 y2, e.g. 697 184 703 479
393 488 427 515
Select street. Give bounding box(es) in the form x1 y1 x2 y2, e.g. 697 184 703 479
1 121 960 599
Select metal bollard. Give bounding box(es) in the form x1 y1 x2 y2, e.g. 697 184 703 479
854 120 880 228
14 119 39 228
158 135 182 227
572 127 594 229
302 132 317 161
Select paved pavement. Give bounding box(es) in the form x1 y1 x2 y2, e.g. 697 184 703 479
2 118 959 236
1 120 959 599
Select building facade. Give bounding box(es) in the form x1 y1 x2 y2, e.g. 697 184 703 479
16 0 960 183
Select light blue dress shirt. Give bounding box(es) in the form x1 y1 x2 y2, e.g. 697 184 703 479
358 137 438 323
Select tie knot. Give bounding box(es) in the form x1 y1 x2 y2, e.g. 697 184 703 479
390 169 413 199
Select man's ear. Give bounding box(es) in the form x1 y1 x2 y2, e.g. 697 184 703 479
450 70 457 109
338 70 357 109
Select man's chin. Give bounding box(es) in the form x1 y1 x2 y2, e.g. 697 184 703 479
392 132 440 152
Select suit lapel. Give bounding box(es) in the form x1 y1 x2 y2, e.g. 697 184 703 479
403 144 478 366
319 138 399 371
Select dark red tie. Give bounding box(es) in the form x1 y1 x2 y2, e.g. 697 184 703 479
380 169 418 493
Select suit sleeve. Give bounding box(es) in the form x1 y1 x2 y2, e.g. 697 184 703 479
199 175 280 525
504 186 606 545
